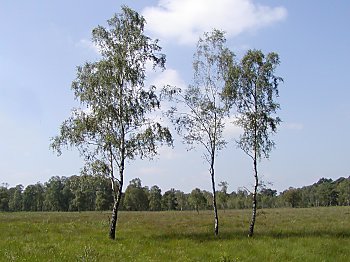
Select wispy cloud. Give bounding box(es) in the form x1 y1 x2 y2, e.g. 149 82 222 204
222 116 242 138
76 38 101 54
150 68 186 89
142 0 287 45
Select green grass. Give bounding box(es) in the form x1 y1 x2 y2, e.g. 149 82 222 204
0 207 349 261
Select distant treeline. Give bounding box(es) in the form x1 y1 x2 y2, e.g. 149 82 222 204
0 175 349 212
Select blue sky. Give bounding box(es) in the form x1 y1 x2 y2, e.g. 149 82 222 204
0 0 349 193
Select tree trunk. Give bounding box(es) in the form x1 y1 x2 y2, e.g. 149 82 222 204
210 155 219 236
248 157 258 237
109 156 124 240
109 184 122 240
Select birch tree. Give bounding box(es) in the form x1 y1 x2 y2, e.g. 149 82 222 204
224 49 282 237
51 6 172 239
163 29 235 235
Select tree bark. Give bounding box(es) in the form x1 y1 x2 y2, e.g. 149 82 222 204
109 87 126 240
248 157 258 237
210 154 219 236
249 89 259 237
109 183 122 240
109 149 125 240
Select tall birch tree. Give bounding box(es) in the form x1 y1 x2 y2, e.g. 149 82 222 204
224 49 282 237
163 29 234 235
51 6 172 240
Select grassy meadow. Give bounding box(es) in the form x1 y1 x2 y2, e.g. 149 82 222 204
0 207 349 261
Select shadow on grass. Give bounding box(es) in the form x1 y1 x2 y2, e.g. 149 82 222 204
149 231 247 242
148 229 350 242
258 230 350 239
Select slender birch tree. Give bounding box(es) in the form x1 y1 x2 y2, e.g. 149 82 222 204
224 49 282 237
51 6 172 240
163 29 235 235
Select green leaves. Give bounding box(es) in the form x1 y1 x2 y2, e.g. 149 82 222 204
225 49 282 160
126 122 173 160
51 6 172 168
163 29 236 235
164 30 234 159
50 5 173 224
51 6 174 238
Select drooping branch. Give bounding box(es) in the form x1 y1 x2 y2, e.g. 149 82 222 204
51 6 172 240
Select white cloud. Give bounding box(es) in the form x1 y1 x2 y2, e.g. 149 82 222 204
150 68 186 89
143 0 287 45
148 68 187 121
76 38 101 54
222 116 242 138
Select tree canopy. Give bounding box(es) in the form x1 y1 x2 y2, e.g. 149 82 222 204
51 6 172 239
224 49 282 237
163 29 235 236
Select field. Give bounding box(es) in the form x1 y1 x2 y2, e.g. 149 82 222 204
0 207 349 261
